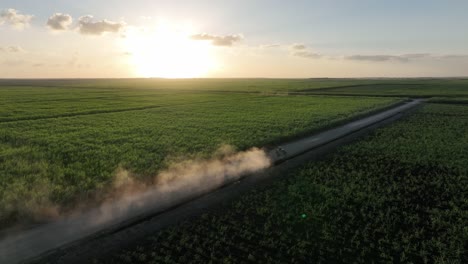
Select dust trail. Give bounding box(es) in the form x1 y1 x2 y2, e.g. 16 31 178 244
91 146 271 225
0 146 271 264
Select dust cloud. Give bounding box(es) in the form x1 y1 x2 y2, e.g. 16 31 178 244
91 146 271 225
0 146 272 263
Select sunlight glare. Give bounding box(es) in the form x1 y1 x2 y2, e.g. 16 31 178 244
123 22 216 78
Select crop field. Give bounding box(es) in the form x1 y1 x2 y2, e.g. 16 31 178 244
3 78 468 95
5 1 468 263
0 78 392 93
429 97 468 104
0 83 400 227
302 79 468 97
107 103 468 263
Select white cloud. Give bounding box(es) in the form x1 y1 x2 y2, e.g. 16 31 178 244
0 46 25 53
292 51 321 59
191 33 243 46
0 9 33 30
400 53 432 59
78 15 125 35
346 54 408 62
291 43 307 50
47 13 73 31
438 54 468 60
344 53 468 62
289 44 321 59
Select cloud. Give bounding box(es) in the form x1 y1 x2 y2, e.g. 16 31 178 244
291 43 307 50
346 54 409 62
190 33 243 46
345 53 468 62
0 46 25 53
77 15 125 35
400 53 432 59
286 46 468 62
289 44 321 59
0 9 33 30
7 46 24 52
47 13 73 31
439 54 468 60
292 51 322 59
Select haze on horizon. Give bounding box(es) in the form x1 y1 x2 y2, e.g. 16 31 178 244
1 0 468 79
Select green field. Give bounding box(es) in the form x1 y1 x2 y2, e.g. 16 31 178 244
108 103 468 263
0 78 386 93
2 78 467 263
0 83 400 227
3 78 468 95
301 78 468 97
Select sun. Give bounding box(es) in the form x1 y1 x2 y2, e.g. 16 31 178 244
123 22 217 78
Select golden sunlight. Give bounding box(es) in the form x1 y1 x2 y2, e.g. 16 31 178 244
123 22 217 78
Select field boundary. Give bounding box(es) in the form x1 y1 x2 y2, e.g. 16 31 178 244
427 100 468 105
296 83 426 93
0 100 224 123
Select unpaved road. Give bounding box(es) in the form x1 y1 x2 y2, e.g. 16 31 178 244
276 99 422 160
0 99 422 264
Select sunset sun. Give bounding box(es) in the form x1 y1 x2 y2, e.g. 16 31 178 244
123 23 217 78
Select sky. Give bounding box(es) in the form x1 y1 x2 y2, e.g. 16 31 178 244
1 0 468 78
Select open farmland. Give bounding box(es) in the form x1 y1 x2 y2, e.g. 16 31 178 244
4 1 468 263
0 78 394 93
106 103 468 264
4 78 468 95
0 82 400 228
301 78 468 97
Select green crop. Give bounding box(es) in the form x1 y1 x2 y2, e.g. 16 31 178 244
106 103 467 263
2 77 467 95
0 78 405 93
0 84 398 227
303 79 468 97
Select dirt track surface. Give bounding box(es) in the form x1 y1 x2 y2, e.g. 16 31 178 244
0 99 422 264
277 99 422 159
